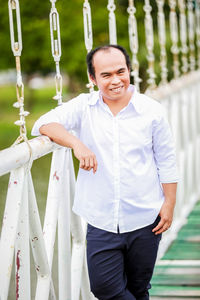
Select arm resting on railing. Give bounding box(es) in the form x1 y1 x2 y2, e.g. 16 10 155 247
40 123 98 173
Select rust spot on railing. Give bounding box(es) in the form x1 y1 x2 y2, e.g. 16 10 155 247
53 171 59 181
32 236 38 242
35 264 40 272
16 250 20 299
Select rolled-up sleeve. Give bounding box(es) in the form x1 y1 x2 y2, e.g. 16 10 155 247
31 94 87 136
152 107 179 183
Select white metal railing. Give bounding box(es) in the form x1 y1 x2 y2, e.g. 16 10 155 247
148 69 200 259
0 139 96 300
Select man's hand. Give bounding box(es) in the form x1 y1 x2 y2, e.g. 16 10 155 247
152 182 177 235
152 201 174 235
73 141 98 173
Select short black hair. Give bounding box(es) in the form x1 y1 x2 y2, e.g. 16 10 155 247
86 45 131 79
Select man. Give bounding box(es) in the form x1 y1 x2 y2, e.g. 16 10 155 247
32 45 178 300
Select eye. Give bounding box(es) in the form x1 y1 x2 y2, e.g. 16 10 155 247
118 69 125 74
102 74 110 78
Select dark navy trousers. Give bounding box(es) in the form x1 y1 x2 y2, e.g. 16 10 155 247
86 216 161 300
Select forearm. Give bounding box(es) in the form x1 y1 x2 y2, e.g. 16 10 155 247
162 182 177 207
153 182 177 235
39 122 79 149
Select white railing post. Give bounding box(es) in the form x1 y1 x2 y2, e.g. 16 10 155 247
28 171 52 300
15 174 31 300
58 149 72 300
0 167 25 300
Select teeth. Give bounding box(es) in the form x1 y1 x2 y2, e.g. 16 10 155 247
112 87 122 92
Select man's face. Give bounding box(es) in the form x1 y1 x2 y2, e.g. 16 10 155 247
91 48 130 103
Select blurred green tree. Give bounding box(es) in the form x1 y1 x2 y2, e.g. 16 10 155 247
0 0 174 92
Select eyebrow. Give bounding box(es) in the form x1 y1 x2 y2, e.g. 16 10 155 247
100 68 126 76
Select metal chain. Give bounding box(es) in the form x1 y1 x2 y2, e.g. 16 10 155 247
195 0 200 69
83 0 94 93
187 0 196 71
178 0 188 74
156 0 168 85
169 0 180 79
49 0 63 105
143 0 156 90
127 0 141 91
83 0 93 53
107 0 117 44
8 0 30 146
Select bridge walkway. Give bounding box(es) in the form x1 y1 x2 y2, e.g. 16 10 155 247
150 200 200 299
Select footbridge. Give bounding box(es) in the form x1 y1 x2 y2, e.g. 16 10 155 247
0 0 200 299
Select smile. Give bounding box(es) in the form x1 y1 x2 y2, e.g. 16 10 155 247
110 86 123 92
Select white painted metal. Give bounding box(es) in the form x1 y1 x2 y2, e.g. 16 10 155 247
143 0 156 90
147 70 200 260
15 174 31 300
0 136 59 176
0 167 25 300
58 150 71 300
156 0 168 84
28 171 53 300
107 0 117 44
157 260 200 266
83 0 94 93
127 0 141 91
49 0 63 105
169 0 180 78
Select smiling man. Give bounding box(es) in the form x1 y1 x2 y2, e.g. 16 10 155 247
32 45 178 300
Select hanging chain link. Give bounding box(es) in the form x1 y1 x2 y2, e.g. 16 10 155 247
83 0 94 93
143 0 156 90
107 0 117 44
196 0 200 69
156 0 168 84
49 0 63 105
187 0 196 71
178 0 188 74
127 0 141 91
83 0 93 53
8 0 30 146
169 0 180 79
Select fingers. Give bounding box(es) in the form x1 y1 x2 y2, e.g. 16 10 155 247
79 155 98 173
152 218 171 235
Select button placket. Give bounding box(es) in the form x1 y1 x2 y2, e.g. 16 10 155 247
113 116 120 231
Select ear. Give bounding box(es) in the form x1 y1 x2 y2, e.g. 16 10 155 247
89 74 97 86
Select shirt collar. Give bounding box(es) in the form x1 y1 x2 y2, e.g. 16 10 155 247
128 85 143 114
88 84 142 115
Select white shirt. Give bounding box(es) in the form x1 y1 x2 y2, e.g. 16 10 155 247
32 85 178 233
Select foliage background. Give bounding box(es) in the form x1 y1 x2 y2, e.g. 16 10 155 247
0 0 175 92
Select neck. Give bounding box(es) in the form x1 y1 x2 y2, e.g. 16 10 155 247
103 90 132 116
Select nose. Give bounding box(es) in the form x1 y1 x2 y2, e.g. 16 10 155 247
111 74 121 85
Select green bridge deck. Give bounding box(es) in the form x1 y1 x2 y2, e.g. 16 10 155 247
150 200 200 299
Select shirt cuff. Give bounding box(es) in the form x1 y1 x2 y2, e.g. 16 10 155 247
158 168 179 183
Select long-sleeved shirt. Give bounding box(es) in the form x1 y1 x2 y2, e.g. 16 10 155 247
32 85 178 233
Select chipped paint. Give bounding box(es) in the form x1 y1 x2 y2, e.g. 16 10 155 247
16 250 20 299
53 171 59 181
32 236 38 242
35 264 40 272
